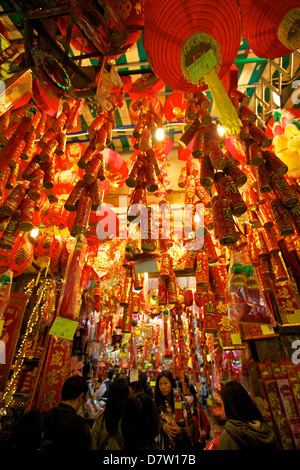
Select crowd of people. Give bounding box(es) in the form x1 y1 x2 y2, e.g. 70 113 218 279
10 370 280 452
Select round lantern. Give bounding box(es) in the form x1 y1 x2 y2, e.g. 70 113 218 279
163 92 187 122
40 202 69 230
102 148 129 188
144 0 241 93
240 0 300 59
32 232 61 258
0 235 33 277
129 96 164 125
51 170 80 197
152 135 174 156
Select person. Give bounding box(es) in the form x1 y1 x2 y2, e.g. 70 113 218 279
121 392 161 451
186 381 211 450
154 370 195 451
127 371 154 399
91 377 129 450
41 375 91 452
217 381 281 450
137 371 154 399
95 369 113 400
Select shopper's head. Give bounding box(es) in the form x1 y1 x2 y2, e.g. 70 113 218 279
221 381 263 422
104 377 129 436
154 370 176 409
122 392 159 450
61 375 88 410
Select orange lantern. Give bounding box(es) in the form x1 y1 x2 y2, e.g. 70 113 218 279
163 92 187 122
0 235 33 277
51 170 79 197
40 202 69 230
32 232 61 259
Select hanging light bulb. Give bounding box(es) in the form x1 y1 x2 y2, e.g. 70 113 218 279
217 124 225 137
156 127 165 141
30 228 40 238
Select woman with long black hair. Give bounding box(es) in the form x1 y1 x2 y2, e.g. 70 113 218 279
91 377 129 450
217 381 280 450
154 370 195 451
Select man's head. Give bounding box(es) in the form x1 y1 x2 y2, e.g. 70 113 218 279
61 375 88 411
108 370 114 380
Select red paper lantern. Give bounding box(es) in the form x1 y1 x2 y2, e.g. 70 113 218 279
178 137 195 161
152 135 174 156
163 92 187 122
52 170 80 197
32 233 61 258
40 202 69 230
0 235 33 276
240 0 300 59
144 0 241 92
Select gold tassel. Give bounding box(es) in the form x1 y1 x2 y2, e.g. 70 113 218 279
203 67 242 136
278 8 300 51
181 32 241 137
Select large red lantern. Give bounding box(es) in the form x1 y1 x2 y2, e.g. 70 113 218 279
240 0 300 59
0 235 33 277
144 0 241 93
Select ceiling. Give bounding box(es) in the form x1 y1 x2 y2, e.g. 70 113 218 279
1 1 293 152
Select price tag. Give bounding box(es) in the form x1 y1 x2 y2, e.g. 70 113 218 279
287 312 300 324
150 381 156 387
174 401 183 409
230 333 242 345
186 49 217 84
261 325 275 335
0 319 4 337
130 368 138 382
49 317 78 340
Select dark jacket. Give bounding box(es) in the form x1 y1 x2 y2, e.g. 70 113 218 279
42 403 91 452
217 419 280 450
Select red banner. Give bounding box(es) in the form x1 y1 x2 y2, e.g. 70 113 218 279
0 292 28 398
34 335 72 411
